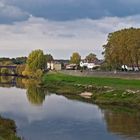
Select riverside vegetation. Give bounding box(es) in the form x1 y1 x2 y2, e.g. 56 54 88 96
0 116 21 140
42 72 140 109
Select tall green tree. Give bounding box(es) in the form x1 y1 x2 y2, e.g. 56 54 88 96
27 49 46 71
45 54 54 62
22 50 46 78
70 52 81 64
103 28 140 70
85 53 97 62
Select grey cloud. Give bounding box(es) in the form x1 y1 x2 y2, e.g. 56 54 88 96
57 34 76 38
0 1 29 24
0 15 140 59
1 0 140 23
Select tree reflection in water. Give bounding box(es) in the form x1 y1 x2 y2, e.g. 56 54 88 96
22 79 46 106
0 77 46 106
0 76 15 88
103 108 140 139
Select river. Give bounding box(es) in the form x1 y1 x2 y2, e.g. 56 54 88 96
0 76 140 140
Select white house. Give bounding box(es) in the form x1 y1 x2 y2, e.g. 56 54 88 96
47 62 62 71
80 61 100 69
47 62 54 70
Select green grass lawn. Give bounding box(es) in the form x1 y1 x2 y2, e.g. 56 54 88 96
43 72 140 90
42 72 140 108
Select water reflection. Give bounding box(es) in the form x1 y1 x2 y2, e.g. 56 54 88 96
0 76 15 87
0 76 140 140
22 79 45 105
103 109 140 139
0 76 46 106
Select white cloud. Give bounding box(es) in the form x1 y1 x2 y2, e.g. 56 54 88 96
0 15 140 59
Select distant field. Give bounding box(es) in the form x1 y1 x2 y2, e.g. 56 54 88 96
43 72 140 89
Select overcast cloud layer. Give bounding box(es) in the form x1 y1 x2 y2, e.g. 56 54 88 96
0 0 140 59
2 0 140 22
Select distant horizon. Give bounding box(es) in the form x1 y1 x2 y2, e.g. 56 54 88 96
0 51 104 60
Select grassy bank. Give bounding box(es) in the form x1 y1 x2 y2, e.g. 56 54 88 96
42 72 140 108
43 72 140 89
0 116 21 140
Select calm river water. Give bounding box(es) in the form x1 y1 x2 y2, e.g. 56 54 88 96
0 76 140 140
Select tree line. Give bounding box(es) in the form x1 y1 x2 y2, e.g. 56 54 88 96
0 50 98 77
1 27 140 75
0 51 54 77
103 28 140 70
70 52 97 64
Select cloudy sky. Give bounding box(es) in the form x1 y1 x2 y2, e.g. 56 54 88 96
0 0 140 59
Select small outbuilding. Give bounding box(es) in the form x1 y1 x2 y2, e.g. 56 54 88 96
47 62 62 71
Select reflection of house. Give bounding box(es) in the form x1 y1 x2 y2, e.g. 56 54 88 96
47 62 62 71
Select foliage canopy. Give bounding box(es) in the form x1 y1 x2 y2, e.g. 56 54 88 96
70 52 81 64
27 49 46 71
85 53 97 62
103 28 140 70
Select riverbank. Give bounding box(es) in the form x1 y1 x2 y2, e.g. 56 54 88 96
0 116 21 140
42 72 140 108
